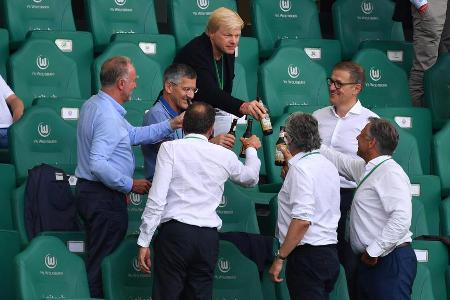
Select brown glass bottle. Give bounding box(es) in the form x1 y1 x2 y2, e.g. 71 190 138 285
275 126 287 166
258 98 273 136
228 118 238 136
239 118 253 158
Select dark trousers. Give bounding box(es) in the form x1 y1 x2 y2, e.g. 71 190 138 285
357 245 417 300
286 244 340 300
152 220 219 300
337 188 359 300
76 179 128 298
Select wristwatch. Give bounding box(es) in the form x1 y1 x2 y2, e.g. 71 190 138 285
275 249 287 261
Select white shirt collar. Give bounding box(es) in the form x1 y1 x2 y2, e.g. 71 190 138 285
183 133 209 141
365 155 392 172
330 100 363 118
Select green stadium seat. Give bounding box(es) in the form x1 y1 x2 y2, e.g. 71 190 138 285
373 107 432 174
212 240 264 299
332 0 404 59
32 98 85 127
353 48 412 108
102 237 154 300
411 198 430 238
8 39 82 108
0 230 21 300
12 183 85 251
218 181 260 234
0 28 9 79
410 175 442 236
360 40 413 76
424 53 450 130
439 195 450 236
412 240 449 300
125 192 147 235
93 42 163 101
259 46 329 119
392 127 423 177
0 163 15 230
330 265 350 300
412 264 435 300
27 31 94 98
8 106 77 185
167 0 237 50
111 33 176 73
3 0 76 49
15 235 95 300
433 121 450 197
232 37 259 100
85 0 158 52
276 38 342 76
251 0 322 58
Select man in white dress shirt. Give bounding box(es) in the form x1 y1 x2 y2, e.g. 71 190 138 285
269 112 341 300
321 117 417 300
313 61 378 298
137 101 261 300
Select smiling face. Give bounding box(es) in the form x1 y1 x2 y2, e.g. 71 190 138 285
165 77 197 113
209 26 241 57
328 69 360 108
356 123 375 161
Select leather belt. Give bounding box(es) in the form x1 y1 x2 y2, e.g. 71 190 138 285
396 242 411 249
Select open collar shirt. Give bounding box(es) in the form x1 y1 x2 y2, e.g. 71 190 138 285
138 133 261 247
276 151 341 246
75 91 173 194
321 145 413 257
313 100 379 188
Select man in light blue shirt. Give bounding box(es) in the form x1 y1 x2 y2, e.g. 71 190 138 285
75 56 183 298
142 63 235 180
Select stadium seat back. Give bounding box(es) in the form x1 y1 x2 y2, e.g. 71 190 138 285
9 39 82 108
251 0 322 58
353 48 411 108
360 40 413 76
0 28 9 79
232 37 259 100
424 53 450 130
85 0 158 52
392 128 423 177
259 46 329 119
212 240 264 299
0 164 15 230
9 106 77 185
0 230 21 300
4 0 76 48
330 265 350 300
32 98 85 128
411 198 430 238
433 121 450 197
218 181 260 234
439 196 450 236
167 0 237 49
412 264 435 300
93 42 162 101
102 237 154 300
332 0 404 59
412 240 449 300
277 38 342 75
28 31 94 98
373 107 432 174
111 33 176 73
15 235 92 300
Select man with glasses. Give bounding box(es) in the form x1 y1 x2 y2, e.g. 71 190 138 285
142 63 236 181
313 61 378 299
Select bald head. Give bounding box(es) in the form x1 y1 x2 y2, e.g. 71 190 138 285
100 56 132 87
183 102 216 135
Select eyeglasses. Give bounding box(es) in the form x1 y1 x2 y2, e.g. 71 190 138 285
170 82 198 94
327 78 359 89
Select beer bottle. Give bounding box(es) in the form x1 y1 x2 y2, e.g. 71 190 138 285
239 118 253 158
228 118 238 136
275 126 287 166
258 98 273 136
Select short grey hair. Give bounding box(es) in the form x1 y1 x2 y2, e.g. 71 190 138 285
163 63 197 85
100 56 132 87
366 117 399 155
285 112 321 152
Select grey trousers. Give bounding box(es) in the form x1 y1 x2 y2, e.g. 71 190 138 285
409 0 449 106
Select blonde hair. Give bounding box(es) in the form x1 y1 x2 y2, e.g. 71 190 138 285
206 7 244 34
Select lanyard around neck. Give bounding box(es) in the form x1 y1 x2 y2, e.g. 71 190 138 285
300 151 320 160
214 57 224 90
355 158 392 192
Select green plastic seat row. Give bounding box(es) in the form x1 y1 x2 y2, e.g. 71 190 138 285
0 230 21 300
433 120 450 197
0 28 9 79
0 164 15 230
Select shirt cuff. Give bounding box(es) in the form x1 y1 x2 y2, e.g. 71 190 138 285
137 234 151 248
366 241 384 257
164 119 175 133
411 0 427 9
124 176 133 193
245 147 257 157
